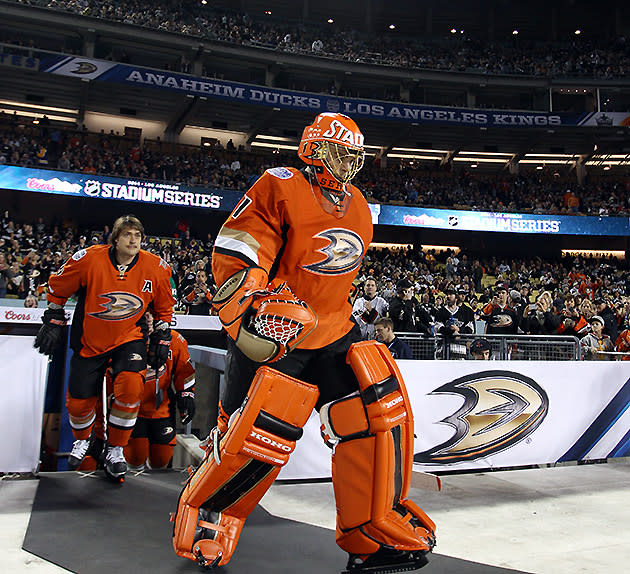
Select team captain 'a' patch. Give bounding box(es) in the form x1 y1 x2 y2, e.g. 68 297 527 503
302 228 364 275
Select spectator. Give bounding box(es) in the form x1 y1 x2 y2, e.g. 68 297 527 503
0 252 14 298
24 293 38 308
352 277 389 339
594 297 619 342
580 315 614 360
182 269 214 315
469 337 492 360
389 278 431 334
374 317 413 359
435 287 475 338
482 284 519 334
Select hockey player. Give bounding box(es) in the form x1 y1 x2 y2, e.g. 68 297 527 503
171 113 436 572
80 316 195 472
34 214 175 482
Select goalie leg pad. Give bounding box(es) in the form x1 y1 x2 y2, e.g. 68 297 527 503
172 366 319 565
324 341 435 556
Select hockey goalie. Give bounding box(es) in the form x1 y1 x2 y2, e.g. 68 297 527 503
171 113 436 573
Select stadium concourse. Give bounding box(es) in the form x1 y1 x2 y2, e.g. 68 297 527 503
1 459 630 573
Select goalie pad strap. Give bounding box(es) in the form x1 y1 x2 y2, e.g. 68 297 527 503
172 367 319 566
327 341 435 556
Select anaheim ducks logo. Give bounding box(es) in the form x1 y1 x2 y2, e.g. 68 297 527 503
415 370 548 464
492 314 514 327
302 228 364 275
88 292 144 321
71 61 98 75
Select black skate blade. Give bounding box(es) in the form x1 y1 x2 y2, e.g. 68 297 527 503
103 469 125 484
343 552 429 574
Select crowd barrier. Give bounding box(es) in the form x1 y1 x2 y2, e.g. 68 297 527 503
180 346 630 480
399 333 582 361
3 308 626 479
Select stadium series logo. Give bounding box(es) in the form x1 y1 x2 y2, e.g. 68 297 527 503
415 370 549 464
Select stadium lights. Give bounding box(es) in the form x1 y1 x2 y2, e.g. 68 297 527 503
450 28 457 34
389 24 396 30
388 154 447 161
251 142 299 151
575 29 581 35
0 99 78 115
0 108 76 123
512 30 519 35
585 153 630 167
520 153 580 166
328 18 334 24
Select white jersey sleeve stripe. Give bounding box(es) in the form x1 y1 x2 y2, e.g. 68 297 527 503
214 236 260 265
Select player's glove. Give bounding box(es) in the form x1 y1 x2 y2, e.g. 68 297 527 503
34 307 67 357
147 320 171 369
176 390 195 425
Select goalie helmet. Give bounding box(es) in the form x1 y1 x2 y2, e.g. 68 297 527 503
298 113 365 216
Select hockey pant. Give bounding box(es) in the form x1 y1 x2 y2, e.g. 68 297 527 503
67 369 143 447
172 366 319 566
320 340 436 557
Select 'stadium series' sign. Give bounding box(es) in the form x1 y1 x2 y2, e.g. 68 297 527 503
2 166 629 236
0 166 243 212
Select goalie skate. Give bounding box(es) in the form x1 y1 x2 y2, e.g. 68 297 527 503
343 548 430 574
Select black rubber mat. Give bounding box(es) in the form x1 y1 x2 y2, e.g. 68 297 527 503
23 472 529 573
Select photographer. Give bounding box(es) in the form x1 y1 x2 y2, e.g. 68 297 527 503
520 293 561 335
389 278 432 334
182 269 214 315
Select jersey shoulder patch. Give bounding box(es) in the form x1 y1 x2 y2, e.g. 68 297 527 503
266 167 294 180
72 249 87 261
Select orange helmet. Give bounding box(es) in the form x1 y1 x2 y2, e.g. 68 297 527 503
298 113 365 185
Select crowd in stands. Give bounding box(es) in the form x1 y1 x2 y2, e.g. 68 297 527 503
1 114 629 217
2 209 630 359
10 0 630 80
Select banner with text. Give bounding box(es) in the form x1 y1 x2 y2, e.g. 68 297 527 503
369 203 630 236
3 165 629 236
0 304 221 331
0 165 242 212
39 55 630 128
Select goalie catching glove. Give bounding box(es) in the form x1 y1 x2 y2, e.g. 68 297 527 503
34 307 67 357
148 319 171 369
212 267 317 363
176 390 195 425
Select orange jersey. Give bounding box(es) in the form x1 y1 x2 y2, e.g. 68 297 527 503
615 329 630 361
47 244 175 357
213 166 373 349
139 330 195 418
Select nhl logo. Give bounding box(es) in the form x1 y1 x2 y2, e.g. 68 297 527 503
326 99 341 112
448 215 459 227
595 113 613 126
84 180 101 196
